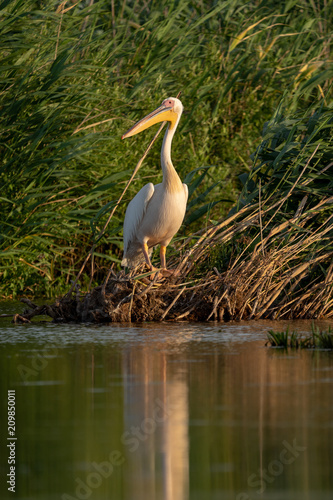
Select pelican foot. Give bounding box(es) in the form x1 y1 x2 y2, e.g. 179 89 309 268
148 267 162 281
147 267 180 280
160 268 180 278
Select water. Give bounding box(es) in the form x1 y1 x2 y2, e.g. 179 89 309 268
1 301 333 500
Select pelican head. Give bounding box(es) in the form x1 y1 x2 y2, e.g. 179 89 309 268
122 97 183 139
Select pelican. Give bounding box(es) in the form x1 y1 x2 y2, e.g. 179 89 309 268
121 97 188 275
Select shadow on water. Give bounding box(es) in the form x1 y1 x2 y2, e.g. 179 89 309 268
1 303 333 500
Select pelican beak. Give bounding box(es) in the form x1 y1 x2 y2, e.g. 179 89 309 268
122 103 176 139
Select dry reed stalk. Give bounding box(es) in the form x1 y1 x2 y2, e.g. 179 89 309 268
160 286 186 320
128 282 136 321
207 288 228 320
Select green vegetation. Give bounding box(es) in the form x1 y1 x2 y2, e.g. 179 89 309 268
0 0 332 298
266 324 333 349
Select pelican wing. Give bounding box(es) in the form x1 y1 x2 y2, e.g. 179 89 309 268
183 182 189 202
123 182 155 255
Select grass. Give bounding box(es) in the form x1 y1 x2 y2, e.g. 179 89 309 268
266 327 300 348
266 324 333 349
0 0 332 299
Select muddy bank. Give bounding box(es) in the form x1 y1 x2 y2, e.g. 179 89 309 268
13 262 331 324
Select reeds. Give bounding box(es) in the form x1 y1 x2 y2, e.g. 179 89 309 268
16 134 333 323
1 0 332 299
173 103 333 320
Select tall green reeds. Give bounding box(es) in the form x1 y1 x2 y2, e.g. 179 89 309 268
0 0 332 297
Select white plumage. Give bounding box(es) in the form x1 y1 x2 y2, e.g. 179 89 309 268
121 97 188 274
121 182 155 267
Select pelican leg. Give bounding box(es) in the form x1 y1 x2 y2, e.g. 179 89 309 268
142 242 154 270
160 245 167 269
159 245 178 277
142 243 161 280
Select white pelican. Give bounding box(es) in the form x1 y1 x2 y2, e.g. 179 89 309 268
121 97 188 275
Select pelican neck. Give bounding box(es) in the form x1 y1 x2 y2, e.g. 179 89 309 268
160 123 183 192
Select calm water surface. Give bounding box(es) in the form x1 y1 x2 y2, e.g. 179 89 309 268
1 301 333 500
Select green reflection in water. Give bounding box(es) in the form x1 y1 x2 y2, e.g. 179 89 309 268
1 316 333 500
